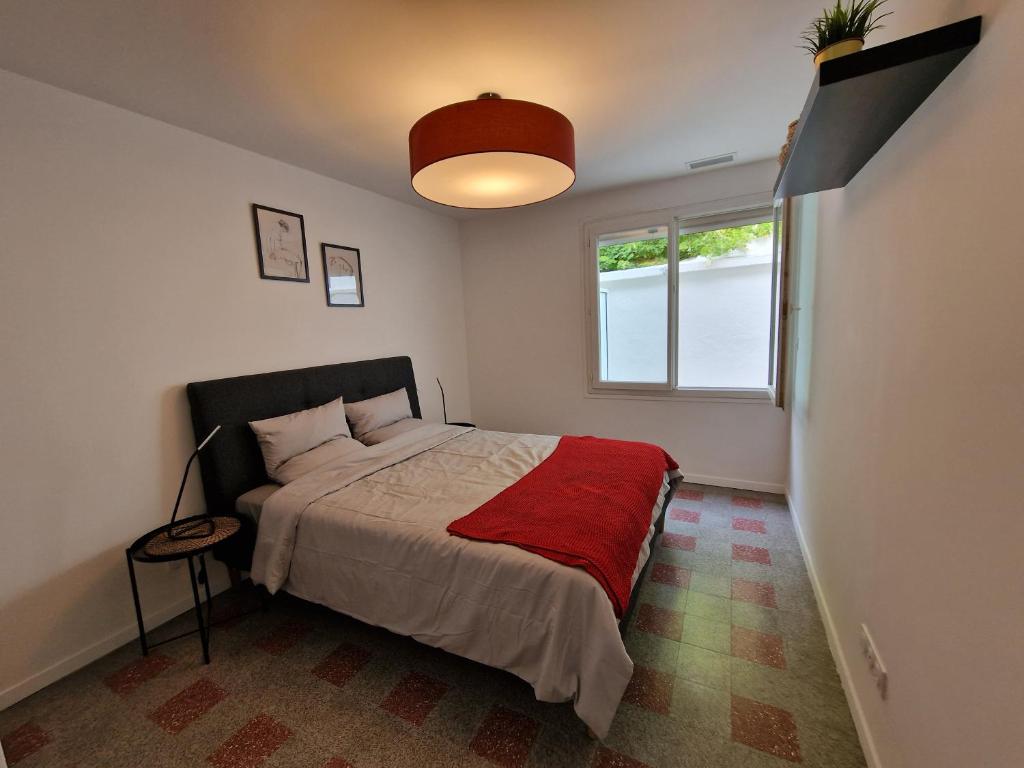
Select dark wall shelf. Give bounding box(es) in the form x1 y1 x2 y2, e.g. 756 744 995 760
774 16 981 199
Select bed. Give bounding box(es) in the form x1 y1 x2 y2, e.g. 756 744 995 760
186 356 679 737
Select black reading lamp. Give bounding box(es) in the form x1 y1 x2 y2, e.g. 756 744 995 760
437 379 474 428
167 425 221 540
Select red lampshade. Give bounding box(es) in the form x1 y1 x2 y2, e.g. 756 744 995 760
409 94 575 209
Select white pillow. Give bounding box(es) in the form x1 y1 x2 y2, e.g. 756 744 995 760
358 417 426 446
249 395 351 477
345 388 413 439
272 436 367 485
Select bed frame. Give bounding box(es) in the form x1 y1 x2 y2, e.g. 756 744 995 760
184 355 675 633
619 490 673 635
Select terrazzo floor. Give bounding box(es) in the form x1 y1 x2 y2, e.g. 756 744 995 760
0 484 866 767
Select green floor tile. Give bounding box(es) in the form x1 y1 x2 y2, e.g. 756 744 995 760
689 572 732 598
681 615 732 655
685 592 731 623
669 679 732 737
678 644 731 690
624 631 682 675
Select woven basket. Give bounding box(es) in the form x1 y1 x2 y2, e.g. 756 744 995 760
142 516 240 558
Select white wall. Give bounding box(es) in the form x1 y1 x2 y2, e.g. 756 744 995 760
599 252 774 388
460 160 788 491
677 252 772 389
787 2 1024 767
0 70 471 707
600 267 669 383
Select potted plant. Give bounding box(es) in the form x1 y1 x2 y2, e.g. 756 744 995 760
800 0 893 66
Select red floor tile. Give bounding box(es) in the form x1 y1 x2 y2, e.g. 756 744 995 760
470 706 540 768
1 722 50 764
207 713 291 768
731 695 802 762
592 746 652 768
622 665 674 715
312 644 372 688
732 579 778 609
651 562 691 588
255 620 313 655
669 508 701 524
149 678 227 734
634 604 683 641
732 626 786 669
732 517 766 534
662 533 697 551
676 489 704 501
731 495 763 509
0 522 871 768
103 653 175 696
732 544 771 565
379 671 449 726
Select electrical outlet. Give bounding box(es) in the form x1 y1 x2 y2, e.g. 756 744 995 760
859 623 888 700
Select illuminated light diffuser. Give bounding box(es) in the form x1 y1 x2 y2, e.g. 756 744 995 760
409 93 575 209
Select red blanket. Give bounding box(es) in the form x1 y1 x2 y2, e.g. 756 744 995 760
447 436 678 617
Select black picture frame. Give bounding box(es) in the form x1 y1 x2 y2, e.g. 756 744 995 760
321 243 365 308
252 203 310 282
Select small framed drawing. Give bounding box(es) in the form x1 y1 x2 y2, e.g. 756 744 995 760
252 204 309 282
321 243 364 307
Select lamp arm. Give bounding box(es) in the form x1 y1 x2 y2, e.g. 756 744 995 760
437 378 448 424
169 425 221 528
169 449 200 528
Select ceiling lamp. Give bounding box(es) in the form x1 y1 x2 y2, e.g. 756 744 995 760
409 93 575 209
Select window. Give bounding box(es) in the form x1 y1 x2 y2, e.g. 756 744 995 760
586 203 778 398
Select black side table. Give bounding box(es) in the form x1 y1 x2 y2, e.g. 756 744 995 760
126 515 241 664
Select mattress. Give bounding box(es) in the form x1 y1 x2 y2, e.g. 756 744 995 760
235 483 279 524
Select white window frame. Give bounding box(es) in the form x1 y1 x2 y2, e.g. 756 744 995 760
583 192 775 402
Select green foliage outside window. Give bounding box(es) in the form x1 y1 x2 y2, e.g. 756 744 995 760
598 222 772 273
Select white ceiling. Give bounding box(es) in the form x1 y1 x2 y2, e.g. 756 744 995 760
0 0 828 216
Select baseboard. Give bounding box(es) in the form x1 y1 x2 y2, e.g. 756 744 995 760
785 491 883 768
0 590 220 711
684 474 786 494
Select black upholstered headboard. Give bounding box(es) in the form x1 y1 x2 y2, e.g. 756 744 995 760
186 356 421 518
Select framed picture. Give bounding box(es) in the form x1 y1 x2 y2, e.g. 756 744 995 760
321 243 364 307
252 204 309 282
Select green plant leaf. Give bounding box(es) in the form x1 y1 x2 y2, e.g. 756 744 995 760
799 0 892 55
597 223 772 273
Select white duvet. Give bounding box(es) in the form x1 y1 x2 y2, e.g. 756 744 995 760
251 423 668 737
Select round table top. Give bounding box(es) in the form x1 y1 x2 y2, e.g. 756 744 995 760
129 515 241 563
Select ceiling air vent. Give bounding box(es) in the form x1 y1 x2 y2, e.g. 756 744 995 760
687 152 736 170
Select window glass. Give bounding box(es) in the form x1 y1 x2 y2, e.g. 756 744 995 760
676 221 773 388
597 225 669 383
